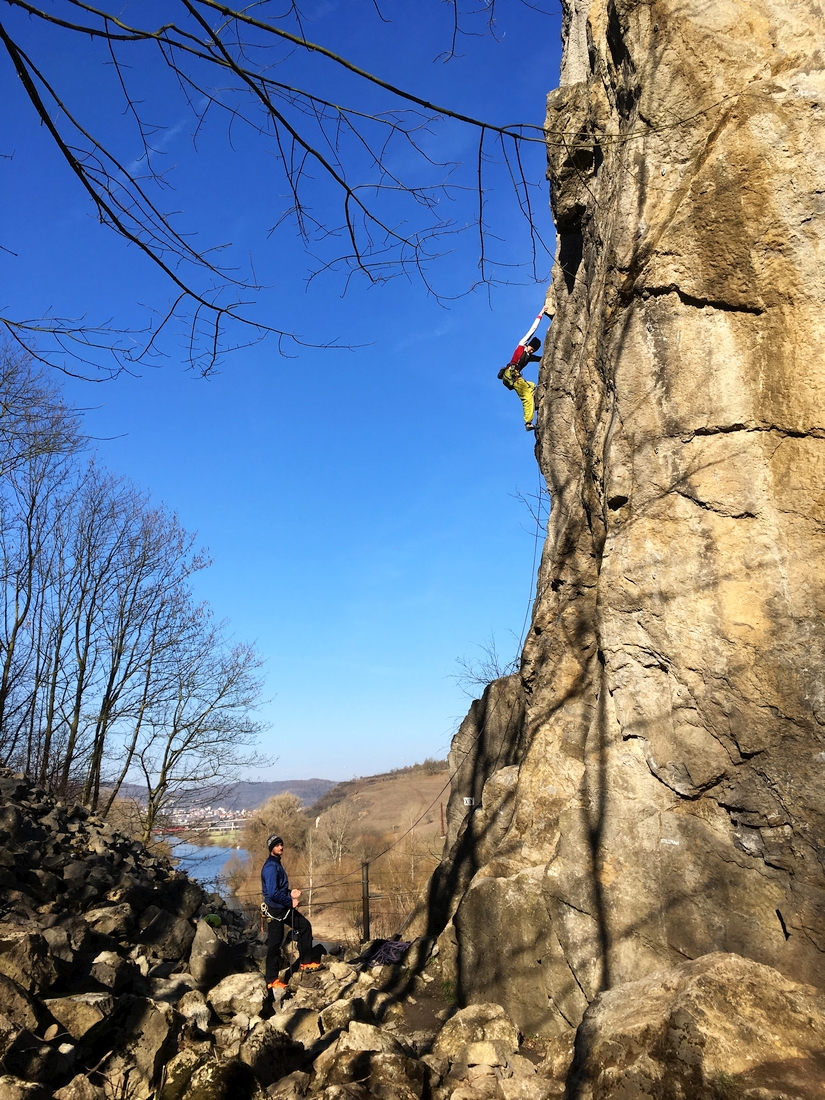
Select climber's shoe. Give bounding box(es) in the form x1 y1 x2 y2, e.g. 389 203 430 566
268 978 288 990
525 423 536 432
300 962 322 972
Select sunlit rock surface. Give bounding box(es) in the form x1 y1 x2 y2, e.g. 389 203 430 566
432 0 825 1036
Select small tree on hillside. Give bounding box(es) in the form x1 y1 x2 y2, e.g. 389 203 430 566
317 801 360 866
244 792 310 859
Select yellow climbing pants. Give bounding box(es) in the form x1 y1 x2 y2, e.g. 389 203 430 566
513 376 536 425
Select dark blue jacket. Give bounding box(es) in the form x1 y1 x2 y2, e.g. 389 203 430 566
261 853 291 910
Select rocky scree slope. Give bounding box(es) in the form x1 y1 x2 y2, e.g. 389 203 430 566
0 766 575 1100
430 0 825 1043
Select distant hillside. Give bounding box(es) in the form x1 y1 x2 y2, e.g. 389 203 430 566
117 778 335 810
222 779 336 809
310 759 450 832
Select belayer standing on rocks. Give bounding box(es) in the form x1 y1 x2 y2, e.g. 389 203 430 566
498 297 554 431
261 834 319 991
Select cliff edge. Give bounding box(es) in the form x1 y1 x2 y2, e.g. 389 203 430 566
432 0 825 1037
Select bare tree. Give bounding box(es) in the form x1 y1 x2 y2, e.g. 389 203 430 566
134 622 268 843
317 800 361 866
1 1 553 374
0 347 267 811
0 346 82 473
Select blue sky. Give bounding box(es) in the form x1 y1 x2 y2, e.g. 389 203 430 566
1 1 562 780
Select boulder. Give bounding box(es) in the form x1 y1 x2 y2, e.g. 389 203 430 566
238 1021 305 1087
322 1084 370 1100
269 1006 321 1046
177 989 211 1033
89 949 138 993
0 1011 21 1060
266 1069 311 1098
566 953 825 1100
320 1048 373 1088
52 1074 105 1100
42 918 90 966
0 804 24 838
319 996 372 1034
327 960 357 982
0 973 39 1030
498 1079 559 1100
44 993 116 1040
138 906 196 960
0 1075 50 1100
0 926 58 993
463 1039 513 1067
432 1003 520 1063
158 1047 205 1100
366 1051 427 1099
179 1058 264 1100
535 1033 575 1088
401 937 436 973
188 919 236 988
84 903 135 940
337 1020 408 1056
149 972 197 1003
0 1018 75 1086
207 972 268 1022
81 996 181 1091
162 877 204 922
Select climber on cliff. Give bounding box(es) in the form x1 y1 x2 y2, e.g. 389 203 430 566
498 303 552 432
261 835 320 992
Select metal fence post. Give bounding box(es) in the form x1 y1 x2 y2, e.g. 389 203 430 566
361 862 370 942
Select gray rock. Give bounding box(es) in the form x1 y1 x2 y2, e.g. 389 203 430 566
158 1047 205 1100
139 906 196 960
81 995 181 1091
0 805 24 838
269 1007 320 1047
89 949 137 992
52 1074 105 1100
149 972 197 1003
433 0 825 1040
432 1004 520 1064
84 903 135 940
239 1021 305 1087
188 919 236 988
365 1052 427 1099
319 996 372 1034
567 953 825 1100
163 877 204 922
0 973 39 1030
0 1075 50 1100
0 926 58 993
338 1020 408 1056
44 993 115 1040
498 1079 559 1100
177 989 211 1033
0 1018 74 1086
207 972 268 1022
266 1069 311 1098
179 1058 264 1100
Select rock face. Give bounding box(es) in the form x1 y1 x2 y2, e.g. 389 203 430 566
431 0 825 1037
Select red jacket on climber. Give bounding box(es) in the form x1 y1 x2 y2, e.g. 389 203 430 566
498 306 551 432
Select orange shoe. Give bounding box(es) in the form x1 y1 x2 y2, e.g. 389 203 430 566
300 962 321 972
267 978 288 989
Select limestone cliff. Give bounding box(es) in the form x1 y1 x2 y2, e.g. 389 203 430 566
431 0 825 1036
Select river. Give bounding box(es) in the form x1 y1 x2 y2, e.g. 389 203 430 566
168 841 248 898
